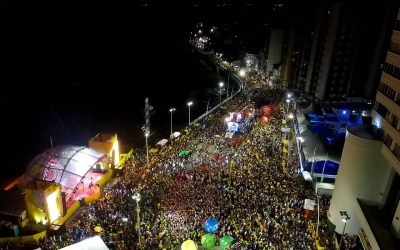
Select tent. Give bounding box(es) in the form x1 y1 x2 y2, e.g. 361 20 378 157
315 182 335 196
149 148 158 153
303 199 316 210
179 150 190 157
225 131 235 138
60 236 109 250
170 131 181 139
156 139 168 147
302 171 313 181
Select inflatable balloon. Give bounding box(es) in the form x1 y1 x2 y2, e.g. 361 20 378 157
219 235 234 249
201 233 216 249
181 239 198 250
204 217 219 233
260 116 268 124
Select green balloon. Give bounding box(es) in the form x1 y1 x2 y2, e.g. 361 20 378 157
201 233 216 249
219 235 234 249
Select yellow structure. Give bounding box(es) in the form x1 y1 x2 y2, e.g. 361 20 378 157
89 133 120 168
24 180 62 226
0 229 46 246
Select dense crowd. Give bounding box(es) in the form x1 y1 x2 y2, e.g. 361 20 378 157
1 79 361 250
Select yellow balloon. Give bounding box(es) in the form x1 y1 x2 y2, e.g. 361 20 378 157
181 240 198 250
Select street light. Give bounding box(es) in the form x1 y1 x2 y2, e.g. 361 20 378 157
339 211 350 248
286 113 295 160
226 74 230 99
145 132 149 166
187 101 193 125
219 82 224 103
169 108 176 136
286 99 291 113
132 192 141 247
239 69 246 90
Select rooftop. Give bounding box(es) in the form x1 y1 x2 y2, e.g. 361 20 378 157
347 125 381 141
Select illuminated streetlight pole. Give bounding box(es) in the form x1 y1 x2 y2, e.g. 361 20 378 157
169 108 176 136
187 101 193 125
145 132 149 166
286 99 291 113
132 192 141 247
239 69 246 91
226 74 230 99
287 113 294 161
219 82 224 103
339 211 350 248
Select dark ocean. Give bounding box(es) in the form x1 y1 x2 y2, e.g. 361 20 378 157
0 8 237 181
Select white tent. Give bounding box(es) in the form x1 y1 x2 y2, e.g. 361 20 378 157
302 171 313 181
170 131 181 139
156 138 168 147
60 236 109 250
315 182 335 196
304 198 316 210
225 131 235 139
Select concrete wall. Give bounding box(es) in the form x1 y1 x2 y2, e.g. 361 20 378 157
329 126 393 236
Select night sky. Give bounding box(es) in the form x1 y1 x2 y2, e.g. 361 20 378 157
0 1 295 180
0 2 229 180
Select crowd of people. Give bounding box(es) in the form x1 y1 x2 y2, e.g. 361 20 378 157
1 78 360 250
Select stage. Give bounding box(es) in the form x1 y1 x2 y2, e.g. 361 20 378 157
64 172 105 208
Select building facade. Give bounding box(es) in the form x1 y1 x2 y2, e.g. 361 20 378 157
283 0 392 102
328 6 400 249
371 6 400 238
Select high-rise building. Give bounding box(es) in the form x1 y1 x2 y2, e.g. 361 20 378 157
327 4 400 249
281 1 317 90
284 0 392 102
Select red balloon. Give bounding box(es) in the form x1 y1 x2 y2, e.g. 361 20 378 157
260 116 268 124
